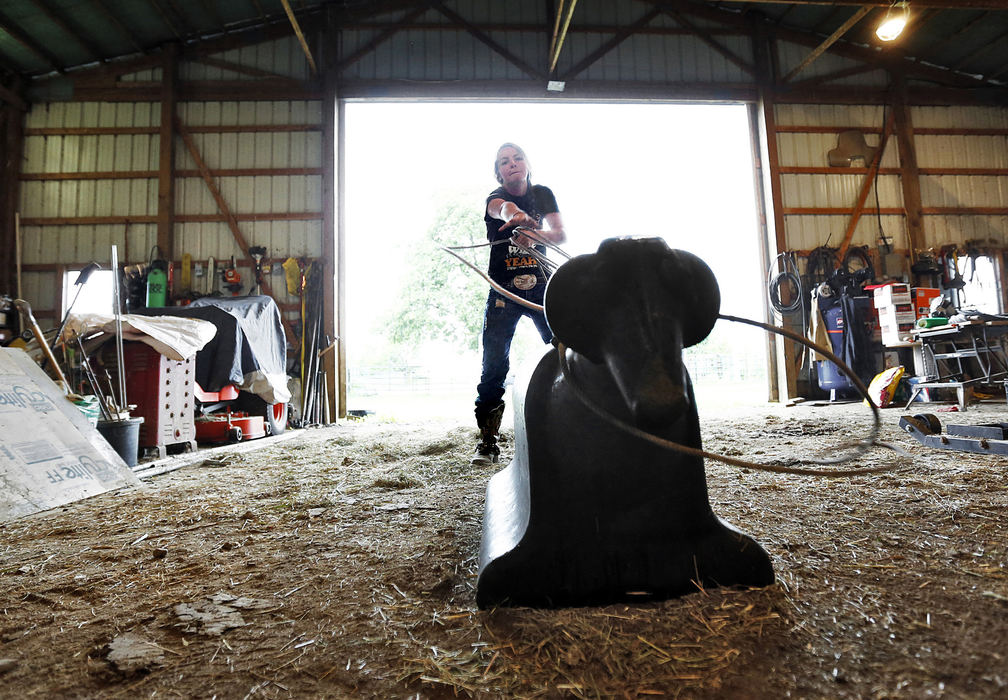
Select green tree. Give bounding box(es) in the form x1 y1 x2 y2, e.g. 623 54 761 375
384 194 489 352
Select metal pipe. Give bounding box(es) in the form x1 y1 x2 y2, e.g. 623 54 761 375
110 245 127 418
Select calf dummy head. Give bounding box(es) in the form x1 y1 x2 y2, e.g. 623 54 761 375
544 237 720 428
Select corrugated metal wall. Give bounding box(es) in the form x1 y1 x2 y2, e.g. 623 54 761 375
914 106 1008 248
18 36 322 321
774 103 904 253
774 102 1008 255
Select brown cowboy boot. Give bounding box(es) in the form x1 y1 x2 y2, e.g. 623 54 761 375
472 401 505 465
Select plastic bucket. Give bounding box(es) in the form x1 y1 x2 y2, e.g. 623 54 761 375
97 417 144 468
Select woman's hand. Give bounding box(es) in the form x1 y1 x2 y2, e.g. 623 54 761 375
499 208 539 232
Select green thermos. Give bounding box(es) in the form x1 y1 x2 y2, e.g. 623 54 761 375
146 261 168 307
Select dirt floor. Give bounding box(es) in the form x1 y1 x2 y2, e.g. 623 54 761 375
1 397 1007 699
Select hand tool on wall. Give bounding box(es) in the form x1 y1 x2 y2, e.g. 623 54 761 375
223 255 242 296
249 246 267 296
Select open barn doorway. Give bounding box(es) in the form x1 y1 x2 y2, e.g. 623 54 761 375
343 102 766 422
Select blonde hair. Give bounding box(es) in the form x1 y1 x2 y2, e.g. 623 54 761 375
494 142 531 185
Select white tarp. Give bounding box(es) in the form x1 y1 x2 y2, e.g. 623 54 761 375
64 313 217 361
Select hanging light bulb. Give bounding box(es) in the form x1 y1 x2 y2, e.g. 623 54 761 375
876 1 909 42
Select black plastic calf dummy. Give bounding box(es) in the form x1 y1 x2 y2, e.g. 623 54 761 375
476 237 774 609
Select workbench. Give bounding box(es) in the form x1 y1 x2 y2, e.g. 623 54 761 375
906 320 1008 410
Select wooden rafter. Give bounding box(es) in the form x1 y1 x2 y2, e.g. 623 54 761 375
193 56 301 82
176 116 293 339
433 1 545 80
784 63 878 91
660 0 1002 90
29 0 105 64
663 4 755 76
835 110 895 263
194 0 227 35
163 0 197 38
951 23 1008 72
0 6 62 73
336 5 430 72
148 0 183 40
280 0 318 75
89 0 145 54
559 6 662 81
781 5 872 83
548 0 578 73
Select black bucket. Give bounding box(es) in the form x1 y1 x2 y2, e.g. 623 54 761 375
97 417 144 468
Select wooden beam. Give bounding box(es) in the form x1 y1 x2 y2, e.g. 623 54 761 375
20 213 322 225
157 45 177 259
89 0 145 54
663 4 755 76
560 6 662 81
325 10 343 419
162 0 198 38
785 63 879 90
0 103 25 295
781 6 873 83
548 0 578 73
432 1 545 80
835 109 895 263
20 167 323 181
335 5 430 72
0 6 63 73
892 76 925 265
25 124 320 136
190 56 299 81
147 0 184 40
29 0 105 64
279 0 318 74
174 117 284 310
752 21 792 403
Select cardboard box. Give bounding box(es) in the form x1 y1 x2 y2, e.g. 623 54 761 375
878 304 917 326
912 287 941 319
880 319 916 347
873 283 911 308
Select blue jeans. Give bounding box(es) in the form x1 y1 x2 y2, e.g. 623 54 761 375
475 291 553 415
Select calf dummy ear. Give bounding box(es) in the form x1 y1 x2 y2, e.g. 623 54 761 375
660 249 721 348
544 255 605 363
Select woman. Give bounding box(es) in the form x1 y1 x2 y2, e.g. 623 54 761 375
472 143 567 465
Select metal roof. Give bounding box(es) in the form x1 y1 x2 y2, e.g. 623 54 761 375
0 1 1006 92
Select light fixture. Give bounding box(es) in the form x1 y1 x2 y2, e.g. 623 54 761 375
876 1 909 42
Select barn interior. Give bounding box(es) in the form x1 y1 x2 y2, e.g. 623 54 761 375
1 1 1007 697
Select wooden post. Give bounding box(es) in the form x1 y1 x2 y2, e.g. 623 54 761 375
156 44 178 261
0 87 26 296
892 75 925 265
322 8 344 419
753 24 794 403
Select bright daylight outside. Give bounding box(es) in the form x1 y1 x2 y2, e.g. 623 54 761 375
344 102 767 422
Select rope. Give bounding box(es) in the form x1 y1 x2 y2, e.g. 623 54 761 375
439 245 544 312
767 252 802 315
441 239 910 476
843 245 875 281
555 314 910 478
